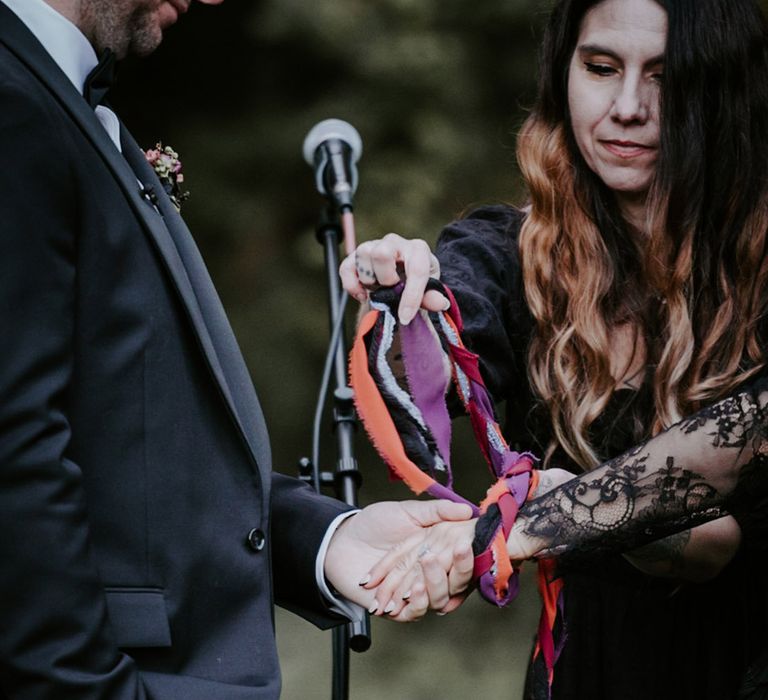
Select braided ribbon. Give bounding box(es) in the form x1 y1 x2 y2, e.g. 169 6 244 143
349 280 565 690
350 280 536 605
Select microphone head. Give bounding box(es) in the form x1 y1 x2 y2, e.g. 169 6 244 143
302 118 362 166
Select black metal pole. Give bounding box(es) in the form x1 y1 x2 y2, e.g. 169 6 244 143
314 207 371 700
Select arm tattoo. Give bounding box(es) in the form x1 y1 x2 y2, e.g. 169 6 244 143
627 529 692 576
516 381 768 561
536 471 555 494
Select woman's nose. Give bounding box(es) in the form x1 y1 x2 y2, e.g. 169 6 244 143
610 78 650 124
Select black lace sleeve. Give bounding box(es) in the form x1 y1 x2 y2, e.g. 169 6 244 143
518 376 768 560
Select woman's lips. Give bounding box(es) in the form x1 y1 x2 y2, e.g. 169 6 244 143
602 140 656 159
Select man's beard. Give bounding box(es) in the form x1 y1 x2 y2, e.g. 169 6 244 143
84 0 163 58
125 11 164 57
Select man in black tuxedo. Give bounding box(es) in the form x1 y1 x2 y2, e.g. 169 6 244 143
0 1 473 698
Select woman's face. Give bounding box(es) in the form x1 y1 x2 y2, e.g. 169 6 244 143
567 0 667 218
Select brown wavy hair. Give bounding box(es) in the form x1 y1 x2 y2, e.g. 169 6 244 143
518 0 768 469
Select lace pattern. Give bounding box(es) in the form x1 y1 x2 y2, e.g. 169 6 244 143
520 379 768 560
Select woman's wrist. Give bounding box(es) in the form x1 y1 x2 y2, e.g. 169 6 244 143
506 516 546 562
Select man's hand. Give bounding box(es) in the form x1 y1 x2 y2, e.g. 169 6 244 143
324 500 473 622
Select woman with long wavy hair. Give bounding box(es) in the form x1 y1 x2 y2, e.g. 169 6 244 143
341 0 768 697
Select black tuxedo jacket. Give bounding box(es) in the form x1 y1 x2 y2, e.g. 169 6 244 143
0 6 350 699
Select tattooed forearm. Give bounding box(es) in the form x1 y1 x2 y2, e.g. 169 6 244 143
520 456 724 561
535 470 557 495
625 529 692 577
624 515 743 581
512 380 768 562
629 529 691 564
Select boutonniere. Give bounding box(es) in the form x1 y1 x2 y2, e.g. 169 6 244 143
144 143 190 212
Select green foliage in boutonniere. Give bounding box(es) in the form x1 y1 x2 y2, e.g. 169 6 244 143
145 143 190 212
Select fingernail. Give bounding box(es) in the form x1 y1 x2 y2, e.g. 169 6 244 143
368 603 379 614
358 574 371 587
402 590 411 601
398 307 415 325
383 601 395 614
436 611 447 617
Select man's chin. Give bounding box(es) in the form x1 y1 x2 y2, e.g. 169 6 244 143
128 25 165 58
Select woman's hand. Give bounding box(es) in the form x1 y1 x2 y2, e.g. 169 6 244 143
359 517 478 618
324 500 475 622
339 233 449 325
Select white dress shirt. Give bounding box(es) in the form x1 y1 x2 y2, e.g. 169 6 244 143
0 0 121 149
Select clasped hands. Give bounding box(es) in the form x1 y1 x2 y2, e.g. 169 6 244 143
324 500 477 622
324 464 578 622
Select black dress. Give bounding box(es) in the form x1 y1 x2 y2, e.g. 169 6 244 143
436 205 768 700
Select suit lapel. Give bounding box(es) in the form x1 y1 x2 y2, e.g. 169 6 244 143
121 131 273 482
0 5 272 488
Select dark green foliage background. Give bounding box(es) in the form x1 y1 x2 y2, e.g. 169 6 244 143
114 0 545 492
113 1 767 697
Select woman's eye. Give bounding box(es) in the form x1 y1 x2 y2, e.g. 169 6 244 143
585 62 616 76
650 72 664 83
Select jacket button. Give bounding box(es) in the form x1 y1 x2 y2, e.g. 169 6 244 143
247 528 266 552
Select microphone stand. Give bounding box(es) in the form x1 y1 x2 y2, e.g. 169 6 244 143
299 203 370 700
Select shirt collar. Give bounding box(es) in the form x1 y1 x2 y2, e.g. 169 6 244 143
0 0 98 96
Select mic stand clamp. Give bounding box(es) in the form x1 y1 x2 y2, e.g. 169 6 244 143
331 387 363 494
297 457 333 488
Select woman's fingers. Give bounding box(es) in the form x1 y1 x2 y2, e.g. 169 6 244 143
339 250 368 303
397 238 436 324
368 234 408 287
367 553 418 616
390 549 469 620
376 563 426 619
438 594 469 615
447 540 475 597
420 552 451 610
381 546 453 618
366 520 477 622
338 233 446 324
423 288 451 313
390 580 429 622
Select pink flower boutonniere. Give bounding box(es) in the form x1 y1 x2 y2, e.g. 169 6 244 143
144 143 190 212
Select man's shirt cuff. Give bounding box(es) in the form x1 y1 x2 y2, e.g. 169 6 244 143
315 510 365 623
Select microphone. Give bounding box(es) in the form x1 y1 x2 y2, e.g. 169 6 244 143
302 119 362 211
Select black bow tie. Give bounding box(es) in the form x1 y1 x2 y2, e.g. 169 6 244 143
83 48 116 109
